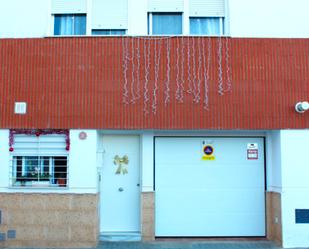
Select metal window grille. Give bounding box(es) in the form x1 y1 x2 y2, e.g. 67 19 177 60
9 156 69 188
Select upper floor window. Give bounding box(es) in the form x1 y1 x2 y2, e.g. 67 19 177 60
189 0 225 36
91 0 128 36
190 17 223 35
92 29 126 35
149 12 182 35
54 14 86 35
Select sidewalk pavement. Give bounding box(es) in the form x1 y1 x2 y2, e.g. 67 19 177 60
99 241 289 249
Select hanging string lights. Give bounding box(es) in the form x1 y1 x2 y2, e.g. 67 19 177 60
225 37 232 92
164 38 171 105
143 38 151 114
122 36 232 115
217 36 224 95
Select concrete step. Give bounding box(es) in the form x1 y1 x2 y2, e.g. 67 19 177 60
100 232 141 242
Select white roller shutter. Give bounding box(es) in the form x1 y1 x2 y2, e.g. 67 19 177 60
92 0 128 29
155 137 265 236
190 0 225 17
52 0 87 14
148 0 184 12
13 134 68 156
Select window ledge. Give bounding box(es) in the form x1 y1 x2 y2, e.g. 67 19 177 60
8 186 69 190
44 35 232 38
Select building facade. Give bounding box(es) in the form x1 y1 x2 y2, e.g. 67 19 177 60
0 0 309 248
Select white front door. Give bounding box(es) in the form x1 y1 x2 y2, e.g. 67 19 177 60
100 135 140 233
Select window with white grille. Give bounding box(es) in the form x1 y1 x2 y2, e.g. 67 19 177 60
9 131 69 188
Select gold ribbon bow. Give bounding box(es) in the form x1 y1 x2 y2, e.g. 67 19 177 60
113 155 129 175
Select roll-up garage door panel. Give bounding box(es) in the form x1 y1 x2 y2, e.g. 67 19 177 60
156 163 264 189
52 0 87 14
158 188 265 213
148 0 184 12
157 206 266 237
92 0 128 29
189 0 225 17
155 137 264 164
155 137 265 237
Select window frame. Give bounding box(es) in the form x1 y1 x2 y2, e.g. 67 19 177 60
9 130 70 189
53 13 87 36
189 16 224 36
91 29 127 36
148 12 183 35
11 155 69 188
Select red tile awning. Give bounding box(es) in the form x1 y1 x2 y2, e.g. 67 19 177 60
0 37 308 129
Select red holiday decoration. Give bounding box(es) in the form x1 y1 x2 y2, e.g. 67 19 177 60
9 129 70 152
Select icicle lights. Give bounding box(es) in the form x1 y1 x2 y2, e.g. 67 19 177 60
122 36 233 115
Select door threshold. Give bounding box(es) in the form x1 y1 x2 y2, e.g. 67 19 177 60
155 237 267 242
100 232 141 241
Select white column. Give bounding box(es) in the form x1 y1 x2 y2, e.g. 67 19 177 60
0 130 10 191
141 132 154 192
128 0 148 35
266 131 282 192
69 130 98 193
86 0 93 35
183 0 190 35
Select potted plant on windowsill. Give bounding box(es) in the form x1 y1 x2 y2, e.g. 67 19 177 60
18 176 29 186
31 173 51 187
57 173 66 187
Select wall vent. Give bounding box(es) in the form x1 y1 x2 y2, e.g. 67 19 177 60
14 102 27 114
7 230 16 239
295 209 309 224
0 233 5 241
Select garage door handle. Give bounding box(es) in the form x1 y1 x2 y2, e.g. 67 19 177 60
118 187 124 192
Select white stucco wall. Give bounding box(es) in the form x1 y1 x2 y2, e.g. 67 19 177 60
0 0 50 38
127 0 147 35
280 130 309 248
1 0 309 37
229 0 309 38
141 132 154 192
69 129 98 193
0 130 10 191
266 131 282 192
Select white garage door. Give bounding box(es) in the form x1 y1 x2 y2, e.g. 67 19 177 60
155 137 265 237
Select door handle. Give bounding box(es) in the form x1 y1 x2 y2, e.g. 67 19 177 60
137 183 140 187
118 187 124 192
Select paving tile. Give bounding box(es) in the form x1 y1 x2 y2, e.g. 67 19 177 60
98 241 284 249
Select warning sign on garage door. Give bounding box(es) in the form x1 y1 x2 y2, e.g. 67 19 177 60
202 144 215 160
247 143 258 160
